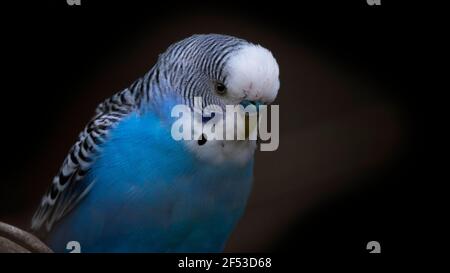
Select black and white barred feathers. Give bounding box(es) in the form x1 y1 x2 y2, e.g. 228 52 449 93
31 88 137 233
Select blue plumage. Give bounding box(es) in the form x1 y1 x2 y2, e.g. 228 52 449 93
47 106 253 252
31 34 279 252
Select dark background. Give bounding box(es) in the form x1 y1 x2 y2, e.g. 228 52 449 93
0 0 434 256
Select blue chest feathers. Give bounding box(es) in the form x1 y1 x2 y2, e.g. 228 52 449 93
48 110 254 252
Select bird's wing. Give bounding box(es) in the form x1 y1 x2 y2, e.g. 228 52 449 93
31 88 136 234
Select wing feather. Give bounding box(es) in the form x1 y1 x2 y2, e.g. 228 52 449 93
31 88 136 234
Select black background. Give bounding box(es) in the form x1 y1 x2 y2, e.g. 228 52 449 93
0 0 437 260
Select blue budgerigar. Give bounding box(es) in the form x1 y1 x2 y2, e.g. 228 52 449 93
31 34 280 252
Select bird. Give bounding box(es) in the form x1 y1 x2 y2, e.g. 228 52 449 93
30 34 280 253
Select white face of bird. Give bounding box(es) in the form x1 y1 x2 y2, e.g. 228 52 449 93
223 44 280 106
173 43 280 165
215 43 280 142
164 35 280 165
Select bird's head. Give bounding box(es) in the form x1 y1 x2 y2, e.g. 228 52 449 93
156 34 279 109
153 34 280 165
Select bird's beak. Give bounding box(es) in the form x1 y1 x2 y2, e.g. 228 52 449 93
238 100 263 140
239 100 262 112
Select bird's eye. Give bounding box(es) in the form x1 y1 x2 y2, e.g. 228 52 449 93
215 82 227 95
